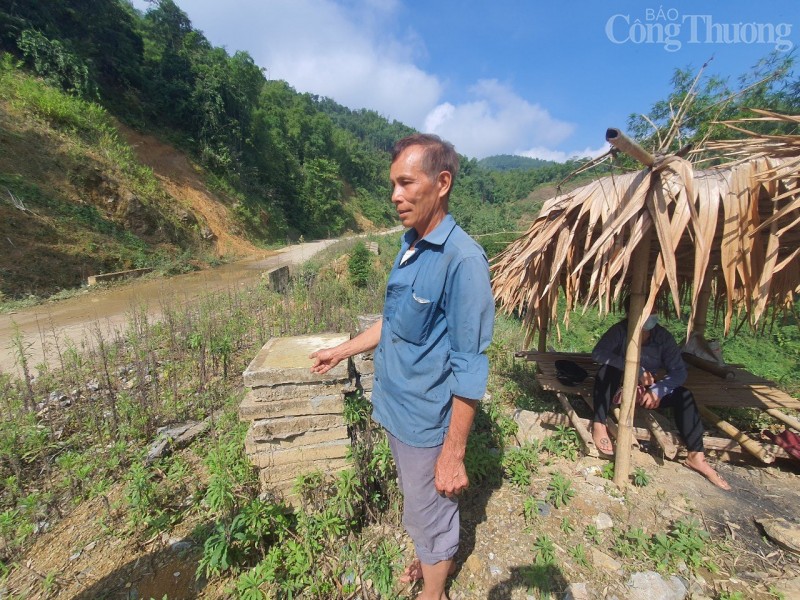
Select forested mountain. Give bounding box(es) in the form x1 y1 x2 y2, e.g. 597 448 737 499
479 154 559 171
4 0 796 297
0 0 597 298
0 0 403 243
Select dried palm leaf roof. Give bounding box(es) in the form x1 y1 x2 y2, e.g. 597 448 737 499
491 111 800 343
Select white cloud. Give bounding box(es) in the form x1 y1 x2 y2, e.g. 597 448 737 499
151 0 442 127
422 79 576 159
520 143 610 163
131 1 592 160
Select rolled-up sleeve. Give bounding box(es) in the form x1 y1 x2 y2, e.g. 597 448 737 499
444 254 495 400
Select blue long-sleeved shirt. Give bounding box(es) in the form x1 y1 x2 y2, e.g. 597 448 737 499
591 319 687 399
371 214 495 447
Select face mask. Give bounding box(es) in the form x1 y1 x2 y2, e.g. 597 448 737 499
643 315 658 331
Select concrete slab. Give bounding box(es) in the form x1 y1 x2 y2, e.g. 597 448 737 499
243 333 351 387
249 414 347 440
246 425 350 451
247 381 347 402
258 458 352 485
248 438 351 468
239 393 343 421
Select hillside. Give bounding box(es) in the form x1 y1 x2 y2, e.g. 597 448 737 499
0 61 263 300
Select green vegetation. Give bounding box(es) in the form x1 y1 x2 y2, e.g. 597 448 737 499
0 226 794 597
545 472 575 509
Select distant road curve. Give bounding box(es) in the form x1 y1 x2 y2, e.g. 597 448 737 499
0 228 401 377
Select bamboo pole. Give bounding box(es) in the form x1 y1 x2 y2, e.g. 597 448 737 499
606 128 656 167
613 227 652 488
682 353 736 380
765 408 800 433
556 392 599 457
697 405 776 464
611 407 639 449
537 305 550 352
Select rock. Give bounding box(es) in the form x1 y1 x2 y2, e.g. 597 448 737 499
465 554 482 575
49 391 67 404
594 512 614 530
564 582 590 600
772 575 800 596
624 571 687 600
169 538 193 553
755 517 800 553
591 548 622 572
532 500 549 517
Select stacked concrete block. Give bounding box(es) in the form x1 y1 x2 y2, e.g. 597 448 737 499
240 333 352 502
351 314 381 400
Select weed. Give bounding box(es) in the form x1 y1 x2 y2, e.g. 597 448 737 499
343 391 370 427
362 538 402 598
542 425 580 461
522 496 541 525
600 462 615 480
545 472 575 509
502 442 539 488
632 466 651 487
718 592 745 600
560 517 574 534
465 431 502 485
532 534 556 565
569 543 589 568
584 524 603 545
646 518 713 573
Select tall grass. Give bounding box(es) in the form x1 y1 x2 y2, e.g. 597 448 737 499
0 234 396 571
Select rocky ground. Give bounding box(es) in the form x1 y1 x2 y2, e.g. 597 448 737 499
8 419 799 600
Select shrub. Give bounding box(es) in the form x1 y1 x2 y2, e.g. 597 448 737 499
347 241 373 288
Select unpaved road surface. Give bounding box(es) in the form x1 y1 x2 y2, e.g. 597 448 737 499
0 236 369 376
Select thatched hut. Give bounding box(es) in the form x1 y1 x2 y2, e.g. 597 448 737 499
491 110 800 485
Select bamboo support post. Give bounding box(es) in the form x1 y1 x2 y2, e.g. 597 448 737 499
765 408 800 433
611 407 640 449
556 392 598 457
537 306 550 353
613 227 652 488
698 405 775 464
642 411 678 459
606 128 656 167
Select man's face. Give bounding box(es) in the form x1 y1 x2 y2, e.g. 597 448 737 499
389 146 450 238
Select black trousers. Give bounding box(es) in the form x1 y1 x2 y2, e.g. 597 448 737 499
592 365 705 452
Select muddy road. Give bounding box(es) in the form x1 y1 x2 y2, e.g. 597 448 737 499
0 235 388 376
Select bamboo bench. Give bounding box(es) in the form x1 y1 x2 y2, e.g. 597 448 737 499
515 350 799 464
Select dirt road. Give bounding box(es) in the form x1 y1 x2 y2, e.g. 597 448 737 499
0 237 363 376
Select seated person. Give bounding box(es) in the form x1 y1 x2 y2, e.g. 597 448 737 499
590 300 730 490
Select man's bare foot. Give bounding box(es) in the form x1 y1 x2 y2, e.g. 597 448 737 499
684 452 731 490
399 558 423 583
399 558 457 584
591 422 614 456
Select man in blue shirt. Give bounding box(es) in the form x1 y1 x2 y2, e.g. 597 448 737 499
591 302 730 491
310 134 494 599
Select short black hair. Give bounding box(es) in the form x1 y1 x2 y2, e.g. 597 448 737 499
391 133 459 198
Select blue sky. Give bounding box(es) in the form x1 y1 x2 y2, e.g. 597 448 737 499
131 1 798 161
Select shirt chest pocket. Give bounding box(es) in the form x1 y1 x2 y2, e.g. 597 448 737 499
390 288 441 345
